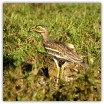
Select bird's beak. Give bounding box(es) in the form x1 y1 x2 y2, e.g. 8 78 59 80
28 29 32 32
28 27 36 33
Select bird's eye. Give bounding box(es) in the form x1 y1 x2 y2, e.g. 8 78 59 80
37 27 41 29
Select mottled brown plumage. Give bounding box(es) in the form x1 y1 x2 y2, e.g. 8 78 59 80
30 25 89 83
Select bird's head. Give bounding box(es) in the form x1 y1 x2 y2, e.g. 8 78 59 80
29 25 48 33
29 25 49 41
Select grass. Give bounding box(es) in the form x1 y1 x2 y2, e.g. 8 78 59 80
3 3 101 101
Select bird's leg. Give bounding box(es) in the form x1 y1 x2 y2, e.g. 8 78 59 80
60 62 68 80
53 58 60 84
60 66 64 80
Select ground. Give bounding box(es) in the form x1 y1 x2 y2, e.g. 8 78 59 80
3 3 101 101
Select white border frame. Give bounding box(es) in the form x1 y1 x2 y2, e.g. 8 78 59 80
1 0 103 103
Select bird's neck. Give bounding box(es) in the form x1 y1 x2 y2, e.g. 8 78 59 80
41 31 50 42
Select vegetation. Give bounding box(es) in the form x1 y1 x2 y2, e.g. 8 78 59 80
3 3 101 101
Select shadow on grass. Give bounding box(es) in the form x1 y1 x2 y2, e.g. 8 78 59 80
21 62 32 74
3 54 16 70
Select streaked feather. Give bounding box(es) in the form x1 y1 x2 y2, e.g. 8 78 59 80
33 25 89 69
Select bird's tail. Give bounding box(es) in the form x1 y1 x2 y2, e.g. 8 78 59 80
79 62 89 69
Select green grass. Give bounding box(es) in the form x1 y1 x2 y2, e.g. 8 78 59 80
3 3 101 101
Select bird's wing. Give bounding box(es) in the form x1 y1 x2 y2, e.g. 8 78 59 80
43 40 83 63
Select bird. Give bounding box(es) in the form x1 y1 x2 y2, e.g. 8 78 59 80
29 25 89 83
